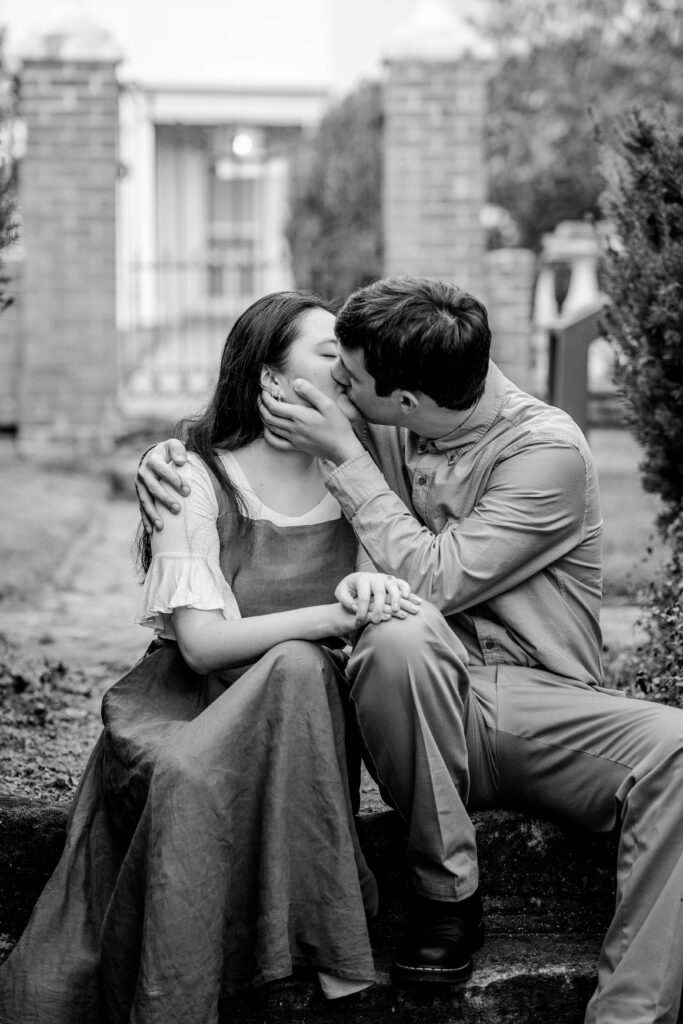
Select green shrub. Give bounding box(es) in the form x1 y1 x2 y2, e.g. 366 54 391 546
614 517 683 706
600 109 683 703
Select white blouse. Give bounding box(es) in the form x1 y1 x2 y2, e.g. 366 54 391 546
136 452 370 639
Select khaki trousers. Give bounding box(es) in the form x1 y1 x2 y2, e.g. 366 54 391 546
348 602 683 1024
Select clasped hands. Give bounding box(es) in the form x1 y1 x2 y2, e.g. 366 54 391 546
335 572 421 631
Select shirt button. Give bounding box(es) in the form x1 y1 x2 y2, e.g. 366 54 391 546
483 638 496 650
416 475 427 486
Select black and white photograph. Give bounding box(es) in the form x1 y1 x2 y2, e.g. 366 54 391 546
0 1 681 1021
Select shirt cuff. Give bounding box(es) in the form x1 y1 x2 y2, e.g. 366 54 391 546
325 451 391 518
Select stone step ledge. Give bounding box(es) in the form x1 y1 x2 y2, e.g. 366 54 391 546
0 797 630 1022
221 934 603 1024
359 808 617 939
0 796 618 941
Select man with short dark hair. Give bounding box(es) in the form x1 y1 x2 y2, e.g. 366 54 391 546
335 277 491 411
137 276 683 1024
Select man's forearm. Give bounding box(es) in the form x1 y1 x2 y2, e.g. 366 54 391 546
325 450 585 615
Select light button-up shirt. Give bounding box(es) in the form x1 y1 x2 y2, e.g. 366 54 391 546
326 363 603 685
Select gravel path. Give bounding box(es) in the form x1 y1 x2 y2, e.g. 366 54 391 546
1 497 146 673
0 496 148 803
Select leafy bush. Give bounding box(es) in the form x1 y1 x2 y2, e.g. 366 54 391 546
614 517 683 706
286 81 382 301
600 109 683 704
0 44 17 311
485 0 683 249
601 109 683 530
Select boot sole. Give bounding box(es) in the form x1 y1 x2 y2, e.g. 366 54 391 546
392 920 485 986
393 957 474 984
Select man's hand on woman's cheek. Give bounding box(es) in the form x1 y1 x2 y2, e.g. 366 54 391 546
261 424 297 451
259 380 365 465
336 391 363 425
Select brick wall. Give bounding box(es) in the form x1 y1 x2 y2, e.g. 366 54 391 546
383 57 488 297
484 247 536 393
17 55 119 455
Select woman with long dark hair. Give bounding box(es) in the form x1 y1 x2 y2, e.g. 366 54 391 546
0 291 419 1024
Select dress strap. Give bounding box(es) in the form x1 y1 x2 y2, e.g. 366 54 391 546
189 451 233 520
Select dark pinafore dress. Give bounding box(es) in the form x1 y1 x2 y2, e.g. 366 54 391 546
0 471 377 1024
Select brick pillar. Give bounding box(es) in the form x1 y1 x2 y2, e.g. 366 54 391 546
484 247 536 392
18 21 121 457
382 0 493 297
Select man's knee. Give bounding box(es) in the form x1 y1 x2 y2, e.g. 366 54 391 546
615 702 683 812
649 711 683 774
349 601 468 720
353 599 467 672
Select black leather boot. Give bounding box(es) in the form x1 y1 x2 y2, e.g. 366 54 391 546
393 888 485 984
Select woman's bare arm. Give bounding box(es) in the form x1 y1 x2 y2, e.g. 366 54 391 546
172 601 373 675
173 573 420 674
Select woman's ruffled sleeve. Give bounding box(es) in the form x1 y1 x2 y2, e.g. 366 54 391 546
135 453 241 634
136 553 241 631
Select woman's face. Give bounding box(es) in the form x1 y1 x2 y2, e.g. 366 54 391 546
278 308 341 404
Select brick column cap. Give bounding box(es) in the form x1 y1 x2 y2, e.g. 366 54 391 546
20 9 122 64
383 0 496 63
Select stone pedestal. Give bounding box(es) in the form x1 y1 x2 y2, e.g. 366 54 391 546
485 247 536 392
17 18 121 457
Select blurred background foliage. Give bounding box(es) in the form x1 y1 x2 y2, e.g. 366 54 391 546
286 80 383 303
0 33 17 311
286 0 683 294
485 0 683 248
600 109 683 705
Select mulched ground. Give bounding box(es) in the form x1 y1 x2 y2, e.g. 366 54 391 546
0 636 105 803
0 634 386 814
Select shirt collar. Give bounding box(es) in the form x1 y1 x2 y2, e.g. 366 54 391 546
418 362 507 453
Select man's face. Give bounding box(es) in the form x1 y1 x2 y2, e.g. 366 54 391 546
332 343 402 425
